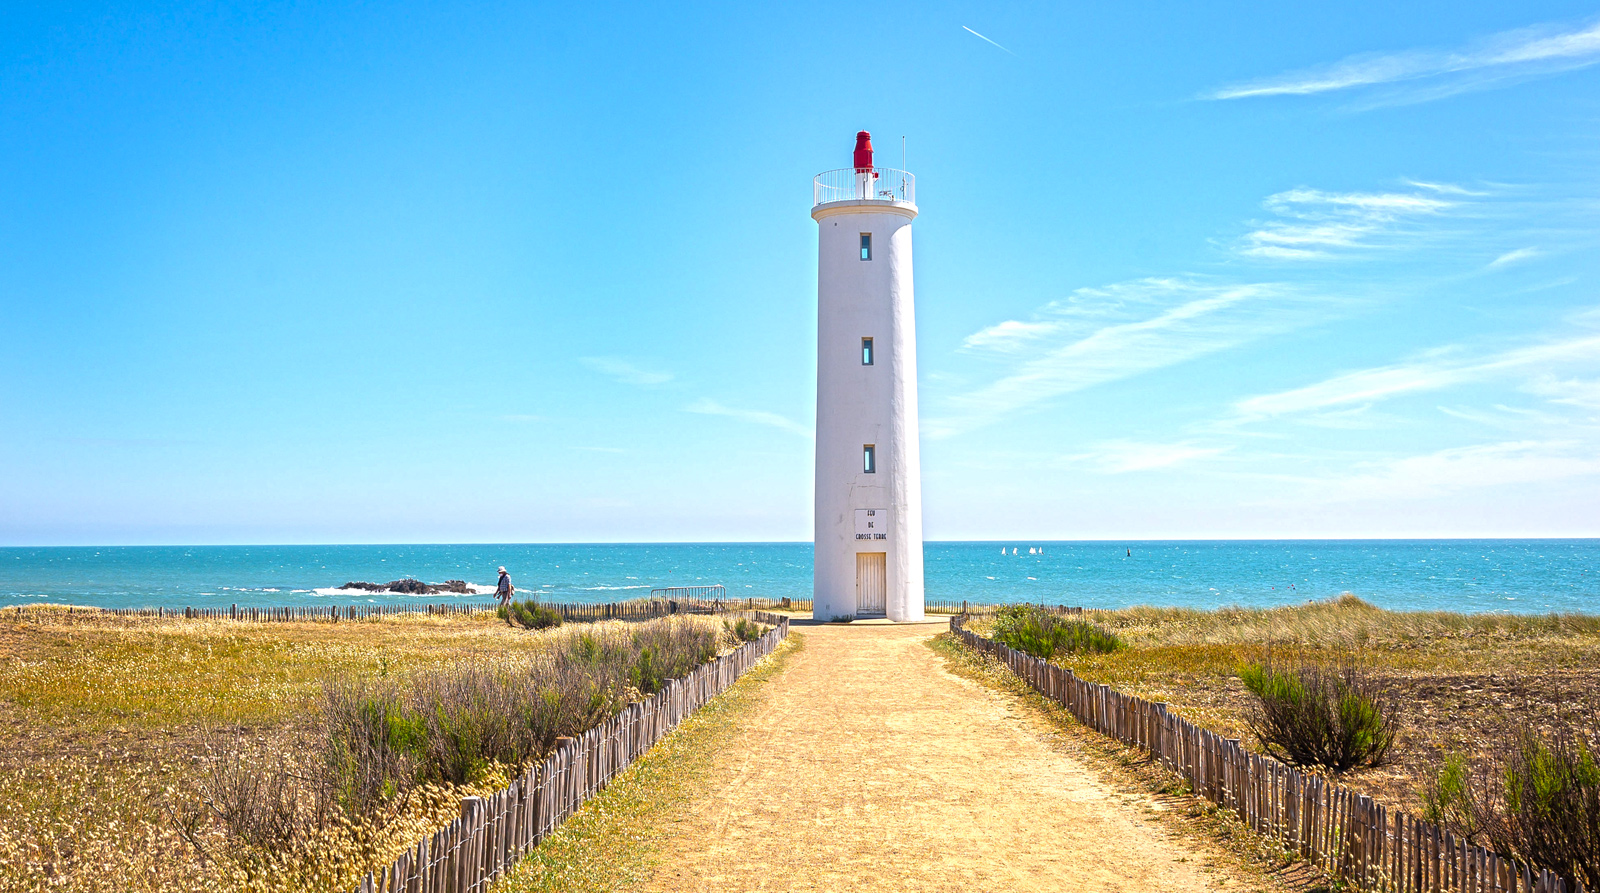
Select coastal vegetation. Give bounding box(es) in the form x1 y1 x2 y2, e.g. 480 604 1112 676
320 617 719 799
1422 720 1600 890
500 599 564 629
992 604 1124 658
0 606 754 893
969 594 1600 886
724 616 763 642
1238 656 1398 772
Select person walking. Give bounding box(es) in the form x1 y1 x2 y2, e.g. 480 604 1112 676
496 566 514 622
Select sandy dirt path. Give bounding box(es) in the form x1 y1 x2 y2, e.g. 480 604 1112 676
644 621 1226 892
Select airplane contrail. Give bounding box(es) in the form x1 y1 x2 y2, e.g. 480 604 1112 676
962 25 1015 55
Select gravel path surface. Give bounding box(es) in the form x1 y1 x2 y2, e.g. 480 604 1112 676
644 620 1225 892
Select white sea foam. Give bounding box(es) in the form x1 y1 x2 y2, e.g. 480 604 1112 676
309 584 491 598
580 584 652 591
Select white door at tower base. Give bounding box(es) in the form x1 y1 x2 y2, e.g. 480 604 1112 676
856 552 887 615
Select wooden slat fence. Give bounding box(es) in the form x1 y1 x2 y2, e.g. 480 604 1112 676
7 597 1083 623
649 585 727 601
949 614 1583 893
9 598 1100 627
349 611 790 893
931 601 1082 616
5 596 790 624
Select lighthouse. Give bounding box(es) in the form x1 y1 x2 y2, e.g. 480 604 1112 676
811 131 925 622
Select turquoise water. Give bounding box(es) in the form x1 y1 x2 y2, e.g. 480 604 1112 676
1 541 1595 614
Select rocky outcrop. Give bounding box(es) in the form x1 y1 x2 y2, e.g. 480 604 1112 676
338 578 474 595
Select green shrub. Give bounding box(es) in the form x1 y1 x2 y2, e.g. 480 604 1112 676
1421 753 1477 836
631 647 662 695
316 615 718 817
501 600 563 630
629 619 716 687
1423 719 1600 891
1238 657 1398 773
1496 726 1600 890
993 605 1123 660
724 617 762 643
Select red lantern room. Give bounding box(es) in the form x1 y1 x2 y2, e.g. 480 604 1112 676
853 131 874 171
812 129 913 207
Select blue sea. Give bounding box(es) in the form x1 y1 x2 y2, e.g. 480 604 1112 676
0 541 1595 614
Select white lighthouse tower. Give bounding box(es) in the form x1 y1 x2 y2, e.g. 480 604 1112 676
812 131 925 622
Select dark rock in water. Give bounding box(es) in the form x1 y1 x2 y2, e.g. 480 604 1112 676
337 578 475 595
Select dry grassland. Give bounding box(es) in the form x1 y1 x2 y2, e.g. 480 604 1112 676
0 607 697 892
971 596 1600 816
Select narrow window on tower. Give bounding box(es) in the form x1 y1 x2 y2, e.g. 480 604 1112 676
861 337 874 365
863 444 876 474
860 233 872 260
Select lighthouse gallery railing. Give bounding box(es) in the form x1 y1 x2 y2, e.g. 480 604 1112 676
813 167 915 207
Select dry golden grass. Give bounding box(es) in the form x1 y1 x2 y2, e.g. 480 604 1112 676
967 595 1600 817
0 607 743 893
0 608 557 737
0 751 509 893
0 755 212 893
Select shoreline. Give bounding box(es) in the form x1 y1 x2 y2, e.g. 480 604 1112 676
5 539 1597 615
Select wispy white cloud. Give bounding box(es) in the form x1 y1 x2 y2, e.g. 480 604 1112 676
961 319 1060 352
1437 403 1568 429
685 398 813 439
1299 440 1600 503
1488 247 1541 268
1207 18 1600 103
931 278 1332 437
580 357 673 386
1208 308 1600 516
1525 376 1600 410
499 414 544 423
1238 187 1455 260
1405 180 1491 196
1086 440 1232 474
962 25 1015 55
1289 403 1391 430
1233 328 1600 420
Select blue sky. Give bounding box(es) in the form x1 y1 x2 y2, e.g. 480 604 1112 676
2 1 1598 544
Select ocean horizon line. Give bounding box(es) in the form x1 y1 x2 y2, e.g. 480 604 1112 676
5 535 1598 549
6 540 1594 615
